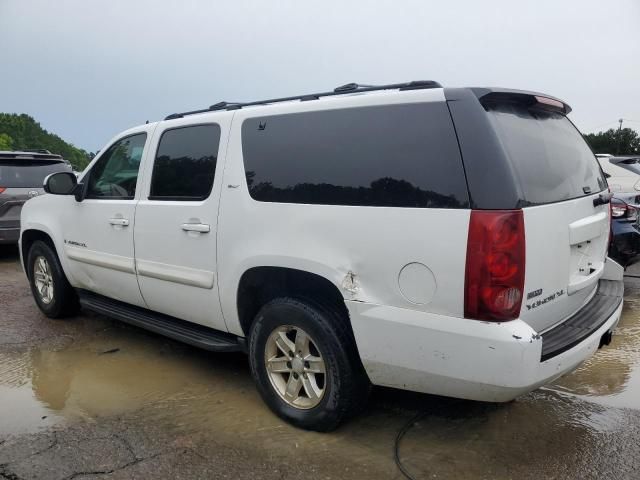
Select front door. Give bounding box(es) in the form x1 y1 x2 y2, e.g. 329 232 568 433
134 120 229 331
60 131 150 307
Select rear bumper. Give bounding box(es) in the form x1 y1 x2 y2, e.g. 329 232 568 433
0 226 20 244
347 279 623 402
540 279 623 360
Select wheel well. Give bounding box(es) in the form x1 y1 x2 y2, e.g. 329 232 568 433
21 230 56 275
237 267 351 337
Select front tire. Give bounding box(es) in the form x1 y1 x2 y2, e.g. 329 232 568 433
248 297 369 431
27 240 79 318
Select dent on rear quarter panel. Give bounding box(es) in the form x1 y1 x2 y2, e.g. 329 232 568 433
216 89 469 336
217 203 472 336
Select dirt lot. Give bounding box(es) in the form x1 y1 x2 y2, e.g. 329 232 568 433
2 245 640 479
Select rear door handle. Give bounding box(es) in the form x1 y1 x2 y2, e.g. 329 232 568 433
109 218 129 226
181 223 210 233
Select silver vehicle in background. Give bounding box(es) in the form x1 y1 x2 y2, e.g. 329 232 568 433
0 150 72 244
596 153 640 193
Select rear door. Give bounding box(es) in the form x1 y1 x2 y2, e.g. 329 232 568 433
485 102 610 333
0 159 70 236
133 118 230 331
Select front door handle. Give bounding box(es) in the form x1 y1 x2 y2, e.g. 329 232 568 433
181 223 210 233
109 218 129 226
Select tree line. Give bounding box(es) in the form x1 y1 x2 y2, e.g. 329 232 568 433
583 127 640 155
0 113 92 170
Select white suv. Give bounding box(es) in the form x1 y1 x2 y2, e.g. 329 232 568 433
20 82 624 431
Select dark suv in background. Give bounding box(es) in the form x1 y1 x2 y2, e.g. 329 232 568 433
610 195 640 266
0 150 72 244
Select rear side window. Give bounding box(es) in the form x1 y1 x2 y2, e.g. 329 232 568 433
0 161 70 188
241 103 469 208
150 124 221 201
486 103 607 205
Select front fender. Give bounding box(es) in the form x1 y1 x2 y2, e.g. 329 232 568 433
20 198 77 285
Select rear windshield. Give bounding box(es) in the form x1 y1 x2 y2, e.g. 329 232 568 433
486 104 607 205
0 160 71 188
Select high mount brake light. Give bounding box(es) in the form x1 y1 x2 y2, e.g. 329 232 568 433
464 210 526 322
534 96 565 110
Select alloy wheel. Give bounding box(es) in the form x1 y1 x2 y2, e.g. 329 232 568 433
264 325 327 409
33 256 54 305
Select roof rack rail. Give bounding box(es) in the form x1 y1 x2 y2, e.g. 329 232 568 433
164 80 442 120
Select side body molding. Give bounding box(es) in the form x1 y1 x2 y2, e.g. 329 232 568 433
65 245 136 274
136 259 215 289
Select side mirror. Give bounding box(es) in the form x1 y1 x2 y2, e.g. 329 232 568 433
44 172 80 198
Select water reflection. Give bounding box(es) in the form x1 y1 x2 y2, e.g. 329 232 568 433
246 175 467 208
552 280 640 407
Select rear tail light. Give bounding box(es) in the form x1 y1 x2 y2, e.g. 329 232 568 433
0 187 5 194
464 210 525 321
609 189 613 246
611 199 637 221
609 202 613 246
611 204 626 218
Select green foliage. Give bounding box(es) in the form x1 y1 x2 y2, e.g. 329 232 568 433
0 133 14 150
583 128 640 155
0 113 91 170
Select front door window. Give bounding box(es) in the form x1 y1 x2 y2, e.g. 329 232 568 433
86 133 147 199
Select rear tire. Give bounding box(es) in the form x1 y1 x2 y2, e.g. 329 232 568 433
248 297 370 431
27 240 79 318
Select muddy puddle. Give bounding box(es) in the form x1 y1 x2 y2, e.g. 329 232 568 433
2 245 640 478
0 322 401 475
550 278 640 408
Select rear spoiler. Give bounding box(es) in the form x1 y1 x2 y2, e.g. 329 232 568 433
470 88 572 115
610 156 640 165
0 151 66 162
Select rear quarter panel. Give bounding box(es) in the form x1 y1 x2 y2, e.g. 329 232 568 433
216 89 470 336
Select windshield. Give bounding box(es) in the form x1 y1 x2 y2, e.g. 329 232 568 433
486 103 607 205
0 160 71 188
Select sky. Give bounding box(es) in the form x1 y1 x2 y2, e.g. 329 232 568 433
1 0 639 153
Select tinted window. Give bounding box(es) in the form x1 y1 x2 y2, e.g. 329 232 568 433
150 124 221 200
241 103 469 208
86 133 147 199
486 104 607 205
0 161 71 188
